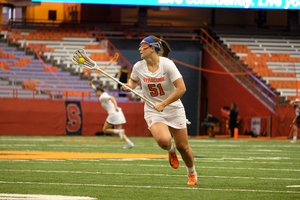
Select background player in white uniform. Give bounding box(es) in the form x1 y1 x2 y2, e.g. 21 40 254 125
89 81 134 149
122 35 197 185
290 98 300 143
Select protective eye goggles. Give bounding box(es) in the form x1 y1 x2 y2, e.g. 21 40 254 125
139 41 162 52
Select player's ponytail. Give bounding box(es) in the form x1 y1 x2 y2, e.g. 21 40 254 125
149 35 171 58
97 83 104 92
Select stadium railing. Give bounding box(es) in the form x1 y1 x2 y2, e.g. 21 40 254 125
200 28 278 111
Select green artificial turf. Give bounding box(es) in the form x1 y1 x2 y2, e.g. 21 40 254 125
0 135 299 200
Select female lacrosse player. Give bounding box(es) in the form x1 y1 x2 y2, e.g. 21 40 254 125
89 81 134 149
290 98 300 143
122 35 197 185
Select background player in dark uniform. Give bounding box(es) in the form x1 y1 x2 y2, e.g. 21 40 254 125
116 66 130 97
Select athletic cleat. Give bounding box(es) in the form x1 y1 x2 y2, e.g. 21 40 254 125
187 174 198 185
291 140 297 143
119 129 125 141
123 142 134 149
168 152 179 169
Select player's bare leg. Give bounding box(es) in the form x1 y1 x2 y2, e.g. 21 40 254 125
171 127 197 185
103 122 134 148
150 122 179 169
291 125 298 143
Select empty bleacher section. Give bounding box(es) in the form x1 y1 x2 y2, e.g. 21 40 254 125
217 34 300 101
0 27 143 102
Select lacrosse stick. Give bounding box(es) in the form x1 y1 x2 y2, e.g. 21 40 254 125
72 48 155 107
91 52 119 82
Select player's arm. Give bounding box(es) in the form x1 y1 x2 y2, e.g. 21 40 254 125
290 100 295 106
88 81 97 92
154 77 186 112
109 96 119 111
122 78 139 91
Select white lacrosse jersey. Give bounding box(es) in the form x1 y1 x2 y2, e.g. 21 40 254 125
131 56 186 119
99 92 115 113
99 92 126 124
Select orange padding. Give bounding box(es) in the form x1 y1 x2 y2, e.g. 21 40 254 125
0 99 150 136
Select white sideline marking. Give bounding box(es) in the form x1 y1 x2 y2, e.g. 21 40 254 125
286 185 300 188
0 138 60 141
2 169 300 181
188 140 217 143
0 193 96 199
197 166 300 172
190 144 241 147
2 161 300 171
13 144 37 146
255 149 282 152
0 181 299 194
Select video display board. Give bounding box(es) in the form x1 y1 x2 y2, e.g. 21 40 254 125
31 0 300 10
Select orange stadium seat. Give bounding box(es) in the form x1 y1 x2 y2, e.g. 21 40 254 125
23 81 37 90
0 61 10 70
44 66 57 72
63 91 90 97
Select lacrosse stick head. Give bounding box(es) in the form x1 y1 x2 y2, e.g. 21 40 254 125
110 52 119 63
72 49 98 70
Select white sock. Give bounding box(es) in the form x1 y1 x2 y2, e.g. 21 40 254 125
187 166 197 175
167 143 175 153
125 138 131 144
293 136 297 141
113 129 120 134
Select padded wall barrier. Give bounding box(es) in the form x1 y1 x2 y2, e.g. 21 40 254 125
0 99 150 136
276 105 300 137
0 99 66 135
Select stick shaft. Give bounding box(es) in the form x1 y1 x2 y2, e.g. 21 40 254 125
96 66 155 107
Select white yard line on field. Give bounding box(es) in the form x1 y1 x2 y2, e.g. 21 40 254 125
0 193 96 200
0 181 299 194
1 169 300 181
1 159 300 169
1 159 300 168
286 185 300 188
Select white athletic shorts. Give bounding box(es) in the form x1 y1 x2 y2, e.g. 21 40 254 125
106 108 126 125
145 115 187 130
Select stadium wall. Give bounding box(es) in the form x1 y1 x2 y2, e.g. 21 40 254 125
201 49 276 135
0 98 150 136
276 105 300 137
